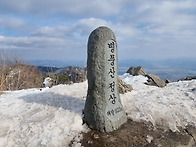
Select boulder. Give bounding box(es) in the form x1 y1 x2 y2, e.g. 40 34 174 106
145 74 166 87
127 66 146 76
118 76 133 94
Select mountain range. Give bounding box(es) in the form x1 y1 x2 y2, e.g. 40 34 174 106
33 58 196 82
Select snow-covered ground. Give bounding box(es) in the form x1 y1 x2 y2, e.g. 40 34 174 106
0 74 196 146
0 82 88 147
121 74 196 131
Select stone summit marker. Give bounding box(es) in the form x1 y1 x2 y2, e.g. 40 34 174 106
84 26 127 132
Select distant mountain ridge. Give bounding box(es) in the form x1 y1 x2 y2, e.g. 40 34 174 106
37 66 59 73
31 60 86 67
38 66 87 83
34 58 196 82
119 58 196 70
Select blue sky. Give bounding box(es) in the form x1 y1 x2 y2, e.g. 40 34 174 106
0 0 196 64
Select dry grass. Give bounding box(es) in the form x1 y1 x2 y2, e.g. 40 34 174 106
0 53 43 93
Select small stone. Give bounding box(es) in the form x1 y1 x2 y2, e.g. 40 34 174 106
165 79 171 84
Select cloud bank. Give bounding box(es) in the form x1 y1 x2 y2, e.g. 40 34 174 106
0 0 196 62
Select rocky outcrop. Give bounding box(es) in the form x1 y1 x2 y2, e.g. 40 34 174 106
126 66 168 87
118 76 133 94
145 74 166 87
178 76 196 81
126 66 146 76
64 66 87 83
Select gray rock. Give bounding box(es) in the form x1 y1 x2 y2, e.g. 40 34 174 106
145 74 166 87
126 66 135 75
118 76 133 94
178 76 196 81
165 79 171 84
127 66 146 76
84 26 127 132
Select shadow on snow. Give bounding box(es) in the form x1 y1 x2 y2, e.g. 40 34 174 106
19 91 86 116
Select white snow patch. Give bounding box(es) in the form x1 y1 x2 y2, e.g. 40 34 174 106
120 73 148 86
43 77 53 87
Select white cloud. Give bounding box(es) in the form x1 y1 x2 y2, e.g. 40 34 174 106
0 34 86 61
31 26 69 38
0 0 126 17
30 17 112 43
0 17 26 29
131 1 196 33
71 17 112 38
70 18 140 41
112 23 141 41
0 17 112 60
1 0 196 61
0 36 76 49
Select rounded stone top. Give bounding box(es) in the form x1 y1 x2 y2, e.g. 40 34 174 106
93 26 113 32
88 26 116 43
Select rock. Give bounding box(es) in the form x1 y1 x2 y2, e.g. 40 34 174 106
165 79 171 84
118 76 133 94
178 76 196 81
84 26 127 132
145 74 166 87
127 66 146 76
192 88 196 92
127 66 135 75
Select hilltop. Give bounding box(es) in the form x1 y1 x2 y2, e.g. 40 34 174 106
0 74 195 146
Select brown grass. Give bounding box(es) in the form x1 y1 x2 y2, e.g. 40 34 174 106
0 53 43 93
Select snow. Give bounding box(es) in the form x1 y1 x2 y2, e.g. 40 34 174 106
43 77 53 87
0 82 89 147
0 73 196 146
120 74 196 131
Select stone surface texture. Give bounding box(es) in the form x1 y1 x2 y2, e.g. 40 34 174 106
127 66 146 76
118 76 133 94
84 26 127 132
146 74 166 87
